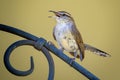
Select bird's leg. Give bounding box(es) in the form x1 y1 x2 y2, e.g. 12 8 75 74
48 41 64 52
70 52 77 64
58 43 64 52
48 41 56 46
58 46 64 53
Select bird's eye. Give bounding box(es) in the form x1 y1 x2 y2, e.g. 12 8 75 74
62 14 66 16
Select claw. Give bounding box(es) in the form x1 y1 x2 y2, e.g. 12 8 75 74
58 48 64 52
48 41 55 46
70 58 75 65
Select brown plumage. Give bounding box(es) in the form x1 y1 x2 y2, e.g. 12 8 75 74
50 10 111 61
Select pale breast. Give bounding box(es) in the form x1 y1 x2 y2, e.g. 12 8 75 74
54 23 78 52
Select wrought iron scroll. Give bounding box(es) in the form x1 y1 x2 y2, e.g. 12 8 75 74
0 24 100 80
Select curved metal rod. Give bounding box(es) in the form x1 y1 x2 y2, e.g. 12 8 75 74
4 40 35 76
0 24 38 41
1 24 99 80
40 47 54 80
4 40 55 80
45 42 100 80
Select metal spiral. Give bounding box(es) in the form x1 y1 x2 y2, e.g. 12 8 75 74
0 24 99 80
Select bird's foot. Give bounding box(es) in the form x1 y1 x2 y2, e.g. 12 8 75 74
58 48 64 53
48 41 56 46
69 58 75 65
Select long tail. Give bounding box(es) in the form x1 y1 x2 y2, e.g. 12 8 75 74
84 44 111 57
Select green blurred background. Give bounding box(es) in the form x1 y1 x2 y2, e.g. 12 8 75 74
0 0 120 80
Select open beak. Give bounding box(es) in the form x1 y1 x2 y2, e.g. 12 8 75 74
49 10 57 13
49 10 60 17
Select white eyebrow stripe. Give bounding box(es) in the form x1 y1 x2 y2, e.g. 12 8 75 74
58 11 71 16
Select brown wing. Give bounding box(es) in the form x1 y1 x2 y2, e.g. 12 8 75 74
53 27 56 40
70 24 85 61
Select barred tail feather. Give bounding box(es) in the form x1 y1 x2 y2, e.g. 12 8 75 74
84 44 111 57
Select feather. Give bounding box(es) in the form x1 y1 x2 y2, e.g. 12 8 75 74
84 44 111 57
53 27 56 40
70 24 85 61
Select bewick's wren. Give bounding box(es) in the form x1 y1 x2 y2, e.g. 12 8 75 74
49 10 110 61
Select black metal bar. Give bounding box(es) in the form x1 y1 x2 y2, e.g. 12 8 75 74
3 39 54 80
0 24 100 80
40 47 55 80
0 24 38 41
4 40 35 76
45 42 99 80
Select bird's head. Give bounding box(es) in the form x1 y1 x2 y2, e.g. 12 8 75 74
49 10 74 23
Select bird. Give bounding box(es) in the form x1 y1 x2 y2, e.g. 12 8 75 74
49 10 111 62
